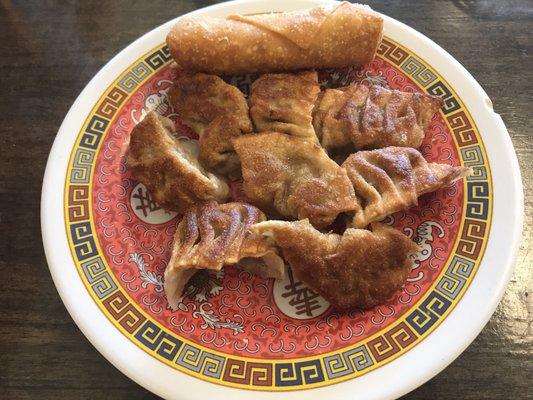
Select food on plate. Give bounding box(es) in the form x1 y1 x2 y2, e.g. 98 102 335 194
127 111 229 213
252 219 420 309
313 84 443 152
164 201 285 310
232 132 357 228
342 147 471 228
124 4 469 313
169 73 253 175
166 2 383 75
249 71 320 139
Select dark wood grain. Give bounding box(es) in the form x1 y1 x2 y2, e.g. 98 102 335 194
0 1 531 399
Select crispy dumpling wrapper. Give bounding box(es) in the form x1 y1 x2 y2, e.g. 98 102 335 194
169 73 252 175
252 219 420 310
314 84 443 152
232 132 357 228
164 201 284 310
249 71 320 140
127 111 229 213
342 147 472 228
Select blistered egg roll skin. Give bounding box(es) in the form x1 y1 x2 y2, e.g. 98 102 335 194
166 2 383 75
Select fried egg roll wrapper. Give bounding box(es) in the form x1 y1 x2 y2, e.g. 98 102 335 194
166 2 383 75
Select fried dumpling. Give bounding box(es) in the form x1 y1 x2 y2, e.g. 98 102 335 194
249 71 320 139
169 73 253 175
164 201 284 310
313 84 443 152
232 132 357 228
342 147 471 228
127 112 229 213
252 219 420 310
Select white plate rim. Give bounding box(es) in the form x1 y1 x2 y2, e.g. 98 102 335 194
41 1 524 399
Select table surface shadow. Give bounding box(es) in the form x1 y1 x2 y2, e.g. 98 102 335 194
0 0 531 399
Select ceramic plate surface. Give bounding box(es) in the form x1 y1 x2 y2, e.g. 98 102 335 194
41 1 523 399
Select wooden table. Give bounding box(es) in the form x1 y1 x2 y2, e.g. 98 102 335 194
1 1 531 398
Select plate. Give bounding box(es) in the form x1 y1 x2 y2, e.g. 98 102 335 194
41 1 523 399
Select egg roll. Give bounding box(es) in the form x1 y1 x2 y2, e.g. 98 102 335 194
166 2 383 75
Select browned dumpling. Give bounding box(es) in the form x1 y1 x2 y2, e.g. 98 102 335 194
249 71 320 139
252 219 420 310
164 201 284 309
313 84 443 152
169 73 253 175
232 132 357 228
127 112 229 213
342 147 471 228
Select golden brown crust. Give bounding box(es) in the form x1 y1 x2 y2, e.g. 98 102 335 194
232 132 357 228
164 201 284 309
169 201 276 269
342 147 471 228
166 3 383 75
313 88 353 148
169 73 252 175
198 116 243 176
249 71 320 139
252 220 420 310
314 84 443 151
127 112 229 213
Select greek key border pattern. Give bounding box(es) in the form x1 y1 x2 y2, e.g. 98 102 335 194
63 40 492 390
